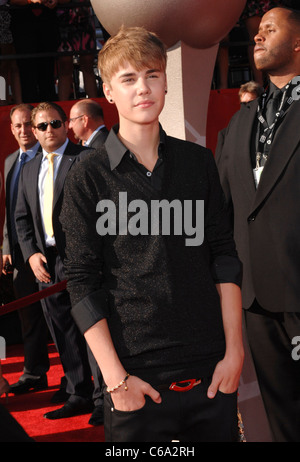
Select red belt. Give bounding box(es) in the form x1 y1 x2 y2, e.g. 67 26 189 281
157 378 202 392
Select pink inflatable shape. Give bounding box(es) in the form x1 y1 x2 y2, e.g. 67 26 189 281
91 0 246 48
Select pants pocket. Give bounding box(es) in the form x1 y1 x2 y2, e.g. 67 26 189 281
104 391 148 442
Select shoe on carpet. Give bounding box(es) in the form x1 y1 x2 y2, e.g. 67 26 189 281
44 397 94 420
9 375 48 394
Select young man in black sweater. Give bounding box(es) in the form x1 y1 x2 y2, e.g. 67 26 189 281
60 26 244 442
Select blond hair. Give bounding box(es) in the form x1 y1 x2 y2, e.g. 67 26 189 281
98 26 167 84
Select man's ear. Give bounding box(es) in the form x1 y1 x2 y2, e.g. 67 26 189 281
103 83 114 104
82 114 89 127
295 38 300 52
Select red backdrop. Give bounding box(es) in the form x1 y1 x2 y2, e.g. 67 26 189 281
206 88 240 154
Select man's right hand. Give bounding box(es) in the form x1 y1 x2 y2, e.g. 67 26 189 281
2 254 13 275
109 375 162 412
28 252 51 283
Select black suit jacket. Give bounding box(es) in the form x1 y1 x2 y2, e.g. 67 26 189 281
215 96 300 312
15 140 92 262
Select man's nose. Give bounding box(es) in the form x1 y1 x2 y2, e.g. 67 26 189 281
46 123 54 132
254 32 264 44
21 124 28 133
137 78 151 94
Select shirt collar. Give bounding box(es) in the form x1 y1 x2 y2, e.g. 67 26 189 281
42 138 69 159
105 124 166 171
20 141 40 161
84 125 106 146
269 81 282 95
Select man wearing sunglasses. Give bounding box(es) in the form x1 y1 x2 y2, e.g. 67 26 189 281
14 102 97 421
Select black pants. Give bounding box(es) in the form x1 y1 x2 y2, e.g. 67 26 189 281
244 302 300 442
39 249 93 398
13 250 49 378
104 377 239 442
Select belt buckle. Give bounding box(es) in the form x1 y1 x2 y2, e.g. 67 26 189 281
169 378 200 392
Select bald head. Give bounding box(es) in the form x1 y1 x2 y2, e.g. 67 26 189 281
285 7 300 33
72 99 104 120
69 99 105 142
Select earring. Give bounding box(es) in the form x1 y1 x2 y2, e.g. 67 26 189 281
109 99 114 103
165 89 168 94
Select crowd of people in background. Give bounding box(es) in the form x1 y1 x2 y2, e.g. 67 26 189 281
0 0 109 106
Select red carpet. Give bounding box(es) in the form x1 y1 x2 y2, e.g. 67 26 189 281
1 343 105 442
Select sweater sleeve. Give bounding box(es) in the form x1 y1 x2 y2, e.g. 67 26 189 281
204 150 242 287
60 160 110 334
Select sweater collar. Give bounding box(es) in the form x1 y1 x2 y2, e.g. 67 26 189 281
105 124 166 171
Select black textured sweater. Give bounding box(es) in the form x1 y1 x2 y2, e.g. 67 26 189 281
60 127 242 385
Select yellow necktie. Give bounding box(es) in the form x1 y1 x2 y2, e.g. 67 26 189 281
43 153 57 237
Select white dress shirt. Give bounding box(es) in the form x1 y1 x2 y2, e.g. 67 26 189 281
38 139 68 247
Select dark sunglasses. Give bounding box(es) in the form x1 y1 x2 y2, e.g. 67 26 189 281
35 119 63 131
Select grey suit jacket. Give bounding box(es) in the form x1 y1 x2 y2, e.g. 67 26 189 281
88 126 109 149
